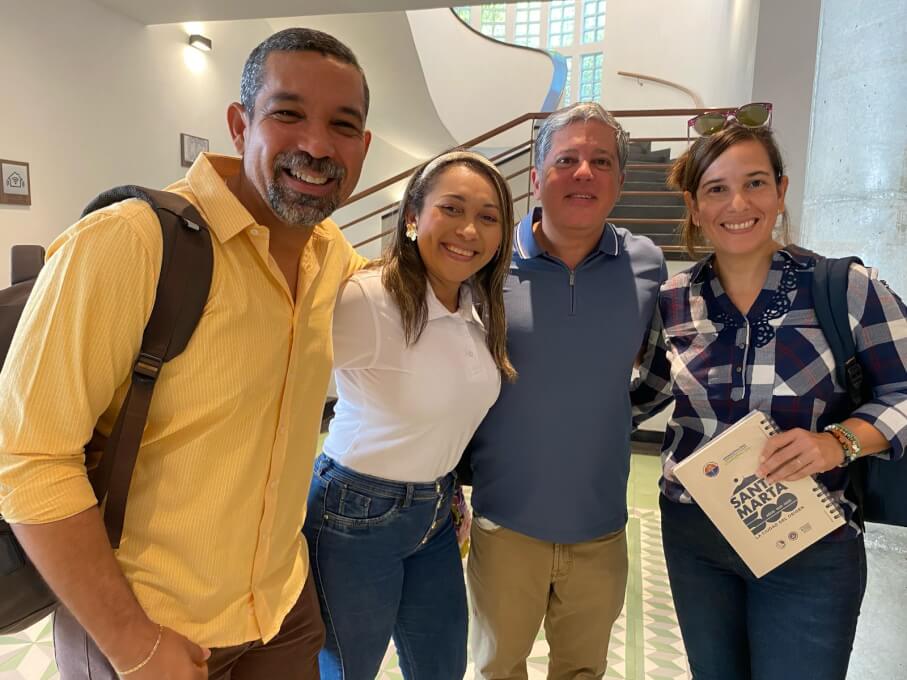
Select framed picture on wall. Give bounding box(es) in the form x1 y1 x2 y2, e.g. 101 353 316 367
180 133 209 168
0 160 31 206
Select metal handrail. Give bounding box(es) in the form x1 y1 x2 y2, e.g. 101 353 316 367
617 71 704 108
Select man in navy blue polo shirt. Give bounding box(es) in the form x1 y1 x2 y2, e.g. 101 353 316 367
464 102 668 680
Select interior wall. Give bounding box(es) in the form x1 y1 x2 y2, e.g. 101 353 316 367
0 0 272 285
596 0 761 148
0 1 438 284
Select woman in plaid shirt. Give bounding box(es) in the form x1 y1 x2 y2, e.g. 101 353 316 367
635 121 907 679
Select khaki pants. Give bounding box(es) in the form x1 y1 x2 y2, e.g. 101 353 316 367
53 574 325 680
467 521 628 680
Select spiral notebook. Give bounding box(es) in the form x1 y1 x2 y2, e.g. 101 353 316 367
672 410 844 578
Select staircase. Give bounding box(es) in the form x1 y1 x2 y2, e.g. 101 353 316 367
340 109 729 260
611 141 687 259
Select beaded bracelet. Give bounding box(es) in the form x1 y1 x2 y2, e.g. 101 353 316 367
117 624 163 677
824 423 862 467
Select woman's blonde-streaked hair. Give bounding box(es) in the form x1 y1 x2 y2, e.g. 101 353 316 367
377 150 517 382
668 124 790 258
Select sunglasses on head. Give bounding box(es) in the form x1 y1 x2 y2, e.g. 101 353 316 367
687 102 773 140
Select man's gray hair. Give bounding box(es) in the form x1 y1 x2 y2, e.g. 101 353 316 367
534 102 630 173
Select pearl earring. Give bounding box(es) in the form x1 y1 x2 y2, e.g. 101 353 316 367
406 224 418 242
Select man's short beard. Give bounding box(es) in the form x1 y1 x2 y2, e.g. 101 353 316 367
267 182 340 228
268 150 347 228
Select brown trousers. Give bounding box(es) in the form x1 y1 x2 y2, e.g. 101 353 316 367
467 521 628 680
53 575 325 679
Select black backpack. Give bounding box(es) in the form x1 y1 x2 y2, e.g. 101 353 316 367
0 186 213 634
810 249 907 528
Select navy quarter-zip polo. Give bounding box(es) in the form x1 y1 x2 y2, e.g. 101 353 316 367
466 208 667 543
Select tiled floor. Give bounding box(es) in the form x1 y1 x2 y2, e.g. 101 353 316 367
12 452 904 679
373 454 690 680
1 454 690 680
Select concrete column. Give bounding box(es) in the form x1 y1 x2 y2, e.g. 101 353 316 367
799 0 907 293
751 0 821 233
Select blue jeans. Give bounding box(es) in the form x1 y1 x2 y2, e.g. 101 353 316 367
303 454 467 680
660 495 866 680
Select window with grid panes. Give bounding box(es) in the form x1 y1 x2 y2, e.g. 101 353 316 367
480 4 508 40
513 2 542 48
581 0 606 44
453 6 471 23
562 55 573 106
579 52 603 101
547 0 575 49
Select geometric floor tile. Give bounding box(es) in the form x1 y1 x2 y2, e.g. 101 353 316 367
2 455 690 680
0 617 57 680
376 506 690 680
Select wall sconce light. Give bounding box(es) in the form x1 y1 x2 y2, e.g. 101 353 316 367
188 34 212 52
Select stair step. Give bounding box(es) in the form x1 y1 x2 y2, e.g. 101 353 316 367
617 193 684 207
623 180 671 192
629 148 671 163
663 248 697 262
610 205 685 219
625 169 670 183
625 162 673 170
644 233 683 246
624 223 682 236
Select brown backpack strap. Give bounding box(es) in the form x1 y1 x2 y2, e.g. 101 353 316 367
83 186 213 548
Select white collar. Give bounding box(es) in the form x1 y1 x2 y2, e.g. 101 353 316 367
426 282 484 327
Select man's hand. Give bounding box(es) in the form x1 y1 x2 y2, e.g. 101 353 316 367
115 625 210 680
757 428 843 482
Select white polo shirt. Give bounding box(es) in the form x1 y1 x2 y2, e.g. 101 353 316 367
324 268 501 482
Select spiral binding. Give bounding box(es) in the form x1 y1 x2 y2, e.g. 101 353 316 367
812 479 843 520
758 413 842 521
758 415 779 437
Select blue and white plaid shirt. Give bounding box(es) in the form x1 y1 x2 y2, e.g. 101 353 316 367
632 247 907 537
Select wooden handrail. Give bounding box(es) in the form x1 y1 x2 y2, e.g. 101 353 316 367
340 200 401 231
505 167 530 181
343 112 543 206
343 108 729 207
354 228 394 249
489 139 533 164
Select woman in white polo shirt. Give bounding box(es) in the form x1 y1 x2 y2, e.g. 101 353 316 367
302 150 516 680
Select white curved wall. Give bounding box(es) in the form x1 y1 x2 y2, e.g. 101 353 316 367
408 9 554 148
599 0 760 142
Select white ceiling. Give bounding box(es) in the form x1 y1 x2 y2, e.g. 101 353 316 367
90 0 518 25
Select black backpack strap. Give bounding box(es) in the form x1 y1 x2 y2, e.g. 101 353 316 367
82 186 214 548
812 252 870 528
812 254 866 408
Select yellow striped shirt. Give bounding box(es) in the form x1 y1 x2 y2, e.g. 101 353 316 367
0 153 366 647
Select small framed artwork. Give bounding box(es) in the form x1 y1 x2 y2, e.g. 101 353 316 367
180 133 209 168
0 159 31 206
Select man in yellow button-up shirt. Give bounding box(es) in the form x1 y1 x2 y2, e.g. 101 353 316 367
0 28 371 680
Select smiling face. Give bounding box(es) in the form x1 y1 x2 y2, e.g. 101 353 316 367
686 139 788 258
408 164 504 306
531 119 624 236
227 50 371 228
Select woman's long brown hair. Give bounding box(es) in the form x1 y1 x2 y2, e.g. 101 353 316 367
377 150 517 382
